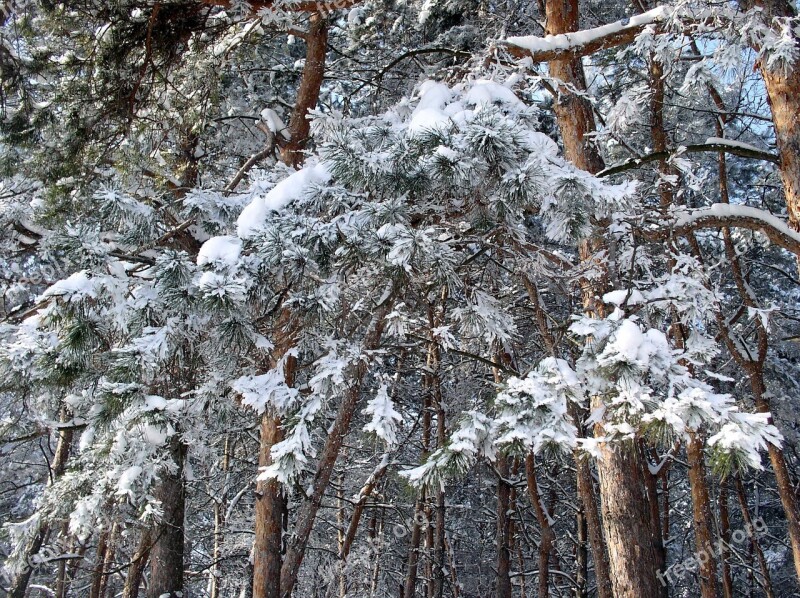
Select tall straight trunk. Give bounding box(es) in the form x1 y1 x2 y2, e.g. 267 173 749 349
543 1 660 594
640 444 667 598
210 437 231 598
253 308 297 598
90 528 110 598
648 46 718 598
121 528 153 598
404 492 426 598
686 433 718 598
428 318 447 598
495 454 513 598
254 415 287 598
525 453 555 598
147 436 187 598
100 524 118 598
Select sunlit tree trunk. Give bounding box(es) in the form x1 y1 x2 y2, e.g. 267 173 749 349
121 528 153 598
543 1 660 595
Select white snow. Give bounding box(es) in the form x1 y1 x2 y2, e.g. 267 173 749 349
506 6 668 55
362 385 403 446
464 80 526 110
237 162 332 238
704 136 764 154
41 271 96 302
116 465 142 497
197 235 242 267
143 395 168 411
260 108 288 138
603 288 646 307
674 203 800 247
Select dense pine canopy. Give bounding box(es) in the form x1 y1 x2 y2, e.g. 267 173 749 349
2 1 800 597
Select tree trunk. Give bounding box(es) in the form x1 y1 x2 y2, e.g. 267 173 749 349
278 308 389 598
734 475 776 598
253 415 288 598
210 437 231 598
750 0 800 236
280 13 328 167
543 1 660 594
404 493 426 598
640 444 668 598
719 481 734 598
121 528 153 598
90 528 110 598
253 308 298 598
495 454 513 598
147 436 187 598
751 372 800 582
525 453 554 598
686 433 719 598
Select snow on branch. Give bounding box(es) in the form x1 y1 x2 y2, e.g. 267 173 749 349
598 142 779 178
502 6 670 63
670 204 800 256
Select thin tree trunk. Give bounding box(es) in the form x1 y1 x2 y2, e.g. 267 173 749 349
574 502 588 598
280 13 328 167
495 454 513 598
429 319 447 598
210 436 231 598
90 528 110 598
99 523 119 598
734 475 776 598
719 481 734 598
404 492 426 598
525 453 554 598
340 455 391 560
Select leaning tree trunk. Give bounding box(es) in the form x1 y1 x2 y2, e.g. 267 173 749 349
147 436 187 598
278 307 389 598
543 1 660 595
121 528 153 598
8 410 74 598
